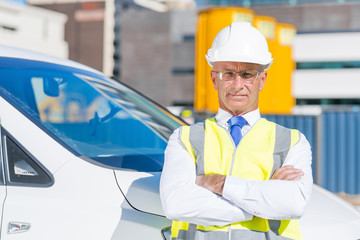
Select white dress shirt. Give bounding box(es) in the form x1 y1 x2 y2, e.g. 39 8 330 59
160 108 313 227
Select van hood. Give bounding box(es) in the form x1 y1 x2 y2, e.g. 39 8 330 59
300 184 360 239
114 171 360 239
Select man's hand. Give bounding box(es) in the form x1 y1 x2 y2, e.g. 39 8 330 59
271 165 304 181
196 166 303 195
196 174 226 196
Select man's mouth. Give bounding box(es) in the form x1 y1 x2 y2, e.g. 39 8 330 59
229 93 247 98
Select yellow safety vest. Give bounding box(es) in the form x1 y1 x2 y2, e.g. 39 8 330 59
172 118 302 240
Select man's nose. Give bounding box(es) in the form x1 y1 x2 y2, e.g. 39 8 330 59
232 74 245 89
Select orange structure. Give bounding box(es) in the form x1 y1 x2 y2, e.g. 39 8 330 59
194 7 255 113
194 7 296 114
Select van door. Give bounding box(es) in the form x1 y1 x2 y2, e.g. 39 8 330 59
0 123 7 238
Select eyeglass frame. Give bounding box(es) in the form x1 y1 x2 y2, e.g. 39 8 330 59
212 69 263 82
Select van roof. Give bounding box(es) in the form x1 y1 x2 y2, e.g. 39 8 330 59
0 44 102 75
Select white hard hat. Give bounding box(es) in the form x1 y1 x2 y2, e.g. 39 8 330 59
205 21 273 70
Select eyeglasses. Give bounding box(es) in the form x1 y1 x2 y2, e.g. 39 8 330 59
213 69 262 82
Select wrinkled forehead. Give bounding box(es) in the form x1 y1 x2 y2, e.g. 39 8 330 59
213 61 264 71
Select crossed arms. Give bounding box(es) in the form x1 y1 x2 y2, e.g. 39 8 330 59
160 128 313 227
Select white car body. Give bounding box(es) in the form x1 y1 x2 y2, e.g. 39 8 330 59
0 44 359 240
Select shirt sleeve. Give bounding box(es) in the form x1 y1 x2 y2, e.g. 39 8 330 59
160 128 253 227
222 132 313 220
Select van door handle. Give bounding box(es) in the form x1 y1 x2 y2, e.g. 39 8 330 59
8 222 31 234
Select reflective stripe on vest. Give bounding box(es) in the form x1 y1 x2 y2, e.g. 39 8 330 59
172 118 302 240
173 227 293 240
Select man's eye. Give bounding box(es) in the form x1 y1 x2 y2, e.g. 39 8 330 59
241 72 256 79
223 71 235 77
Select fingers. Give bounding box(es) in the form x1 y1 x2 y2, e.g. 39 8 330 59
196 174 225 195
195 175 220 188
195 175 205 187
271 165 304 181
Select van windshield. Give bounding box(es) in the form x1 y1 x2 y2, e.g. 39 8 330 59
0 57 184 171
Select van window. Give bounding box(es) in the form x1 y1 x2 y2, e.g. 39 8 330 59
0 58 184 171
5 135 52 185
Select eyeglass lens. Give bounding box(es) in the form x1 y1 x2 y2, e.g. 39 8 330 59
220 70 259 81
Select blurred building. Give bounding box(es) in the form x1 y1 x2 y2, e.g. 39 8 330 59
293 31 360 111
121 9 196 106
0 0 68 58
28 0 107 72
120 0 360 109
28 0 196 106
23 0 360 109
249 1 360 111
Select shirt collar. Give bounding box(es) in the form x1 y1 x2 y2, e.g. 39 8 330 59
214 108 261 128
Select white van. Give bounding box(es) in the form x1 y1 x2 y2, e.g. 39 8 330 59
0 44 359 240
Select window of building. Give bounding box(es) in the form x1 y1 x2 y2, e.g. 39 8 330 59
297 61 360 69
296 98 360 106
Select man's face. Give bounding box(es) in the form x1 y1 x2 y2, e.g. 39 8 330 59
211 61 267 116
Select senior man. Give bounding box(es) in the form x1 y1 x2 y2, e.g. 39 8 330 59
160 21 313 240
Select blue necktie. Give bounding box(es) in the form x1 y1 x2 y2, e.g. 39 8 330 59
228 116 247 147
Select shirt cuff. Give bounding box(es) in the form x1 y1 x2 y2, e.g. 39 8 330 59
223 176 259 215
223 176 245 202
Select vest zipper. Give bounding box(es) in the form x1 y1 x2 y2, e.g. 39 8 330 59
227 131 237 240
216 122 238 176
215 122 237 173
218 123 237 240
226 130 238 176
228 224 232 240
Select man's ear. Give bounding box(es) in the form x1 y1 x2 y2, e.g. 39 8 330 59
210 71 218 91
259 71 267 91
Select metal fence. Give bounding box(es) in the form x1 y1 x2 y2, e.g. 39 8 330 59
266 111 360 194
321 112 360 194
264 114 318 182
